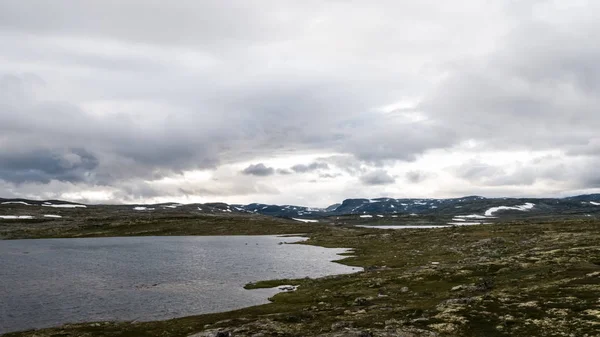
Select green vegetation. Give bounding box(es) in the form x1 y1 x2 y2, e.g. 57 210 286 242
244 279 300 290
4 218 600 336
0 213 326 239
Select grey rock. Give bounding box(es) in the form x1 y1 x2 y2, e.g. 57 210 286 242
331 320 354 330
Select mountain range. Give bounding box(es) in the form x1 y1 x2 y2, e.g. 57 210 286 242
3 194 600 221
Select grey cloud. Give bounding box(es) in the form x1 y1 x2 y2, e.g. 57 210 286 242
320 173 341 179
125 180 279 200
0 74 226 184
319 155 366 175
448 155 600 188
360 170 396 186
291 162 329 173
276 169 293 175
0 1 304 47
452 161 538 187
241 163 275 176
0 0 502 196
453 160 504 182
420 3 600 154
340 118 457 163
0 148 98 184
406 170 432 184
0 1 508 172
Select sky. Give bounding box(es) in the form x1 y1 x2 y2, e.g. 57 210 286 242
1 0 599 207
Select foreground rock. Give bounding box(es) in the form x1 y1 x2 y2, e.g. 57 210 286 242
189 318 439 337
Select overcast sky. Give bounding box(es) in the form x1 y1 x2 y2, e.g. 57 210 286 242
1 0 599 206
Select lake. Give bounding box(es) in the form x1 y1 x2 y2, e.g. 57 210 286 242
0 236 358 334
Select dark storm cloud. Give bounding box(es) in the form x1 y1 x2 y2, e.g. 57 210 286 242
0 74 226 184
291 162 329 173
241 163 275 176
0 148 98 184
360 170 396 186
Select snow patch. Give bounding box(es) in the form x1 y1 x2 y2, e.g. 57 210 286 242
42 204 86 208
1 201 31 206
590 202 600 206
292 218 319 223
0 215 34 219
447 222 493 226
163 203 184 209
43 215 62 218
455 214 491 219
484 203 535 217
359 215 373 218
376 215 384 218
277 285 298 292
134 206 155 211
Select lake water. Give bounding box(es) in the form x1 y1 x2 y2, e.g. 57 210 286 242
0 236 358 334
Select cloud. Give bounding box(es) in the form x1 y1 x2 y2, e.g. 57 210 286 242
241 163 275 176
405 170 432 184
319 173 341 179
360 170 396 186
419 2 600 154
0 148 99 184
0 1 600 204
452 160 504 182
291 162 329 173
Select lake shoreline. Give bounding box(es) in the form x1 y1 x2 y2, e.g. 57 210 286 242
0 235 359 335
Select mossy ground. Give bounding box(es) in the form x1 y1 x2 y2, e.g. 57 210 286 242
0 213 325 239
4 219 600 336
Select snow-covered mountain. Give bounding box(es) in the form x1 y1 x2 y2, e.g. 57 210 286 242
3 194 600 220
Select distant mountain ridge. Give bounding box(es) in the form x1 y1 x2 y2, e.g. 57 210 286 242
3 194 600 219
